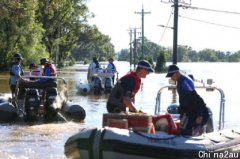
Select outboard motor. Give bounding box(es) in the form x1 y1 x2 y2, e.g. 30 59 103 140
44 87 58 121
93 76 102 95
104 77 113 94
25 89 40 121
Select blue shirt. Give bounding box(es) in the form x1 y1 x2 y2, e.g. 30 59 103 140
10 63 23 85
177 73 207 118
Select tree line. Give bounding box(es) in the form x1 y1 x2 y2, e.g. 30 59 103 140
118 37 240 72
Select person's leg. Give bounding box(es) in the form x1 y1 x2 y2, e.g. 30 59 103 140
10 85 16 99
112 75 115 85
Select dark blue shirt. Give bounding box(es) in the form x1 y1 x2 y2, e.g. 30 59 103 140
177 74 206 118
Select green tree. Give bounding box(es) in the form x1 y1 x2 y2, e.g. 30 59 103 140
198 49 218 62
118 49 130 61
37 0 92 65
71 25 115 61
155 49 166 73
0 0 47 69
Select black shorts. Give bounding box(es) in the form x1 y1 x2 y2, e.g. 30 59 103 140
106 102 125 113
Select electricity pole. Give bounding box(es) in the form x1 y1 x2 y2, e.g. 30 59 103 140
128 28 133 71
160 0 191 64
173 0 179 65
133 28 137 69
135 5 151 60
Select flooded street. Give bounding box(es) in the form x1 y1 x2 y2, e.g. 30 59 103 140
1 62 240 158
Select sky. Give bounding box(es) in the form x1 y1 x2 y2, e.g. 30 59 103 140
87 0 240 52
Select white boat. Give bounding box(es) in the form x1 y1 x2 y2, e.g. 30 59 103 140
65 127 240 159
76 68 115 95
65 79 240 159
76 79 92 94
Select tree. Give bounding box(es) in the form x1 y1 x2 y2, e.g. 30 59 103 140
71 25 115 61
118 49 130 61
198 49 218 62
37 0 92 65
0 0 47 69
155 49 166 73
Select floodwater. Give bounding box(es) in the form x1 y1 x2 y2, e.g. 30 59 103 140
0 62 240 158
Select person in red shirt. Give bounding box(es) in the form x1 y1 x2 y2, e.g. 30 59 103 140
107 60 154 113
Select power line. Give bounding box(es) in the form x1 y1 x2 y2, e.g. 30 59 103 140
158 8 173 45
182 5 240 15
179 15 240 30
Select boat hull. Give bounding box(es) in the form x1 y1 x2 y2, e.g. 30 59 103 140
65 127 240 159
0 102 18 122
0 100 85 123
62 101 86 122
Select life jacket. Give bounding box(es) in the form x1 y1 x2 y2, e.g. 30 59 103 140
9 62 24 76
43 63 56 76
107 71 141 109
120 71 141 96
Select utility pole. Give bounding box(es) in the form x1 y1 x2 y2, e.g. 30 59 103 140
128 28 133 71
161 0 191 64
135 5 151 60
173 0 179 65
160 0 191 104
133 28 137 69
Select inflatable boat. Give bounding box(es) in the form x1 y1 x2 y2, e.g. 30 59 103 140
77 68 114 95
0 76 85 123
65 127 240 159
64 80 240 159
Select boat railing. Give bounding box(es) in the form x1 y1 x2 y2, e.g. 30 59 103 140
154 80 225 130
21 76 67 84
91 68 115 78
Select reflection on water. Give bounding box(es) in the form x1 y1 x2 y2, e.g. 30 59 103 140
0 72 10 93
0 123 84 158
0 62 240 158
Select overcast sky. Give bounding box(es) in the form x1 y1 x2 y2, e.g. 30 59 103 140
88 0 240 52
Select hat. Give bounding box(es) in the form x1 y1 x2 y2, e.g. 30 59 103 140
14 53 23 60
137 60 154 72
166 65 179 77
40 58 48 65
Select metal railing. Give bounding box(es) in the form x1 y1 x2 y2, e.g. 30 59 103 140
154 84 225 130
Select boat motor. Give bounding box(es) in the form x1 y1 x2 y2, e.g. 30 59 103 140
93 76 102 94
25 89 40 121
44 87 58 121
104 77 113 93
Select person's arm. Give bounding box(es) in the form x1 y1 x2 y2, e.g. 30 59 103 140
121 77 138 112
122 96 137 112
